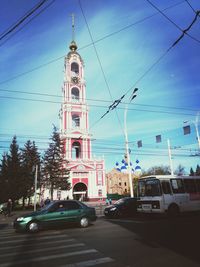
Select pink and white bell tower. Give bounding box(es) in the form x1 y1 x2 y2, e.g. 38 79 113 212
59 23 106 201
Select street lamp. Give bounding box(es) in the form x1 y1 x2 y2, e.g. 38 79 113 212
124 88 138 197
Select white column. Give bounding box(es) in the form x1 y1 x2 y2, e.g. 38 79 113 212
167 139 174 175
124 104 134 197
195 112 200 150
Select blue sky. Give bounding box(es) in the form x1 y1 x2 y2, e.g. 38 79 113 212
0 0 200 173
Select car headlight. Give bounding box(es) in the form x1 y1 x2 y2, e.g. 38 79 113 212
16 217 24 222
110 207 117 211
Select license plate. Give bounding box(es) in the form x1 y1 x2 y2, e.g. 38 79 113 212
142 204 152 210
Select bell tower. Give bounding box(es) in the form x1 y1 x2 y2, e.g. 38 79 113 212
60 15 106 201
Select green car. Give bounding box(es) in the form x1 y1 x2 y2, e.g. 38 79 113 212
13 200 97 233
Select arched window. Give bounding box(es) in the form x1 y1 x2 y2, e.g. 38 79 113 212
71 62 79 76
72 114 80 128
72 142 81 158
71 87 79 102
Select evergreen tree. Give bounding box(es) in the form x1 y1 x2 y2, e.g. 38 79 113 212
6 136 23 201
190 167 195 176
196 164 200 176
20 140 40 206
0 153 9 202
42 126 70 199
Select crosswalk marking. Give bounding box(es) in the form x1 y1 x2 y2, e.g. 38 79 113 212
0 238 75 251
62 257 115 267
0 243 85 257
0 249 98 267
0 223 117 267
0 233 70 244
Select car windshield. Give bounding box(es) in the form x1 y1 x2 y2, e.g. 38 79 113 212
115 198 126 205
40 202 54 211
138 179 161 197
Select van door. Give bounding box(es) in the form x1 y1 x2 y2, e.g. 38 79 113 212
170 179 189 211
161 180 172 211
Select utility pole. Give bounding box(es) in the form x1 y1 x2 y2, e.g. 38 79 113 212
34 165 38 211
195 112 200 151
124 88 138 197
124 107 134 197
167 139 174 175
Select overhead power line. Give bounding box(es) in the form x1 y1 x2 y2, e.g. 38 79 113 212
0 144 194 159
0 0 56 47
0 88 199 113
0 0 49 42
94 1 200 126
146 0 200 44
185 0 198 14
78 0 124 135
0 1 185 85
0 95 198 117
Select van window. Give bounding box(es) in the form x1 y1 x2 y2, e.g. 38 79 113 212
145 179 161 196
184 179 196 193
161 181 171 194
170 179 185 194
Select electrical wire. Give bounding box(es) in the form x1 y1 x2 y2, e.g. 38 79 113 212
0 1 185 85
1 1 199 164
0 0 56 47
146 0 200 44
0 132 197 149
0 95 198 117
0 0 49 41
185 0 197 13
0 144 195 158
78 0 124 135
0 87 199 113
92 0 200 126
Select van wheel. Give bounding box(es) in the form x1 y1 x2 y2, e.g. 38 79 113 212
27 221 40 233
79 217 89 228
168 204 179 217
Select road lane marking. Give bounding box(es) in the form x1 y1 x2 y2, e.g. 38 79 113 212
0 243 85 257
0 249 98 267
62 257 115 267
106 218 146 223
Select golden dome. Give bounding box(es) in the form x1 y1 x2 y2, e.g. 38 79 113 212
69 40 77 51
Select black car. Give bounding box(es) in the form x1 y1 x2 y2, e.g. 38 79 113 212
104 197 138 218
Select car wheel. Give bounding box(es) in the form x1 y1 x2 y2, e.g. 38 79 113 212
167 204 179 217
27 221 40 233
114 209 122 218
79 217 89 228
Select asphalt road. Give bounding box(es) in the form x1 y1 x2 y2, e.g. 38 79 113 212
0 212 200 267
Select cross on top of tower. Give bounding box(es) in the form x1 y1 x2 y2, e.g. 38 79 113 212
69 13 77 52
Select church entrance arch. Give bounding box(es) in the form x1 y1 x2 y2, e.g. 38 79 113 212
73 182 87 201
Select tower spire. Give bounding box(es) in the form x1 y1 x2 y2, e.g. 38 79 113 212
71 13 75 41
69 13 77 52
